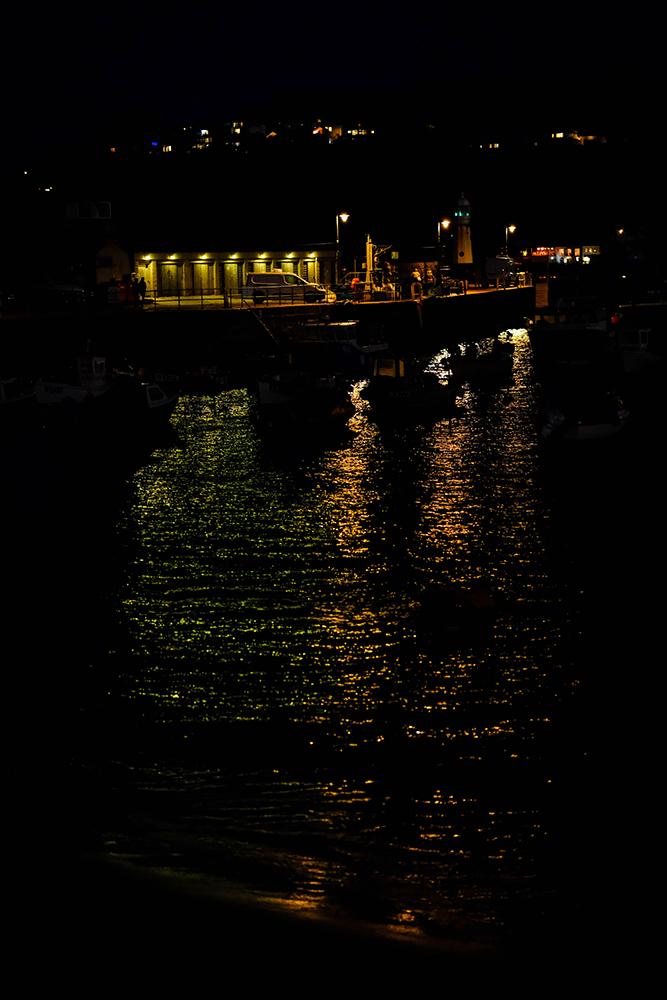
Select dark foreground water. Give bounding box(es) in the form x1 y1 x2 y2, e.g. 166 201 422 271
4 329 662 986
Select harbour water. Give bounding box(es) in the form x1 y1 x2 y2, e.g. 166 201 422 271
5 326 661 984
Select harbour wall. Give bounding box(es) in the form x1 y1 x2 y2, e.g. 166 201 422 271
1 287 536 376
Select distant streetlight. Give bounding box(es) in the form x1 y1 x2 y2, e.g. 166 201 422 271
505 224 516 255
335 214 349 284
437 219 450 283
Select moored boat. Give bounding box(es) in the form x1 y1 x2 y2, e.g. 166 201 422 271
614 326 663 376
538 388 630 441
359 357 458 421
252 364 355 430
1 377 37 409
527 299 611 367
446 340 514 382
35 356 179 429
268 318 389 375
0 377 39 433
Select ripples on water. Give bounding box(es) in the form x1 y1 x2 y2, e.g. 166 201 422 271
99 332 588 944
10 329 656 963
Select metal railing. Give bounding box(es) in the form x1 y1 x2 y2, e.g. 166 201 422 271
141 285 338 309
125 280 535 309
2 276 534 317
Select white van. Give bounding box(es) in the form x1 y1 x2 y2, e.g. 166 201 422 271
241 270 334 304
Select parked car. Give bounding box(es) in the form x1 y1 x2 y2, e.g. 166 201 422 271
241 270 335 304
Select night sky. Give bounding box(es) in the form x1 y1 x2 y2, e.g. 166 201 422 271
5 2 664 159
3 2 665 268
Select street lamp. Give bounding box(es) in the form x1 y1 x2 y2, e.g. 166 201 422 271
505 224 516 255
335 213 349 285
437 219 450 284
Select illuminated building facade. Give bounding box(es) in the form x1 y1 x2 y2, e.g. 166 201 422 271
135 248 337 296
530 245 600 264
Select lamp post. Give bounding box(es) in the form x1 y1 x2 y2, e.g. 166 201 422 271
437 219 450 285
335 213 349 285
501 226 517 290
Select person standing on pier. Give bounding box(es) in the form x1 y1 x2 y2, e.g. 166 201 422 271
411 267 423 301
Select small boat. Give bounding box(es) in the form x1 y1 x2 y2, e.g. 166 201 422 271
359 357 458 421
282 318 384 350
527 299 614 370
35 356 179 428
614 326 663 376
269 318 389 374
35 355 109 407
0 377 39 433
155 366 235 395
1 377 38 409
111 370 181 423
538 390 630 441
446 340 514 382
252 364 355 430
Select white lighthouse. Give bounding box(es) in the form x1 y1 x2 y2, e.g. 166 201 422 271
454 192 473 265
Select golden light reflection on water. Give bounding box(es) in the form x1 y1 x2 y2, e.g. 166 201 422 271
109 332 585 935
118 342 565 730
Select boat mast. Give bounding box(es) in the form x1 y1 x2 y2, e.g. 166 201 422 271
365 234 374 293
